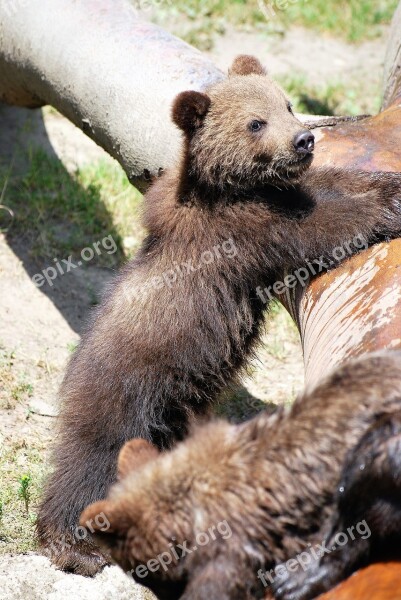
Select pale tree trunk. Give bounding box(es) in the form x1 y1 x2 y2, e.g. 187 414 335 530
0 0 223 191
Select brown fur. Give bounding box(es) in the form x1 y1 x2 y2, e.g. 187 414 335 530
80 351 401 599
229 55 267 77
37 55 401 574
273 409 401 599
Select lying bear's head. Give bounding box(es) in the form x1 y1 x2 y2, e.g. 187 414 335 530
80 428 272 599
172 55 314 192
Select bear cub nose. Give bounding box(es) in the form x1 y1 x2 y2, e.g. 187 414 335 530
293 130 315 155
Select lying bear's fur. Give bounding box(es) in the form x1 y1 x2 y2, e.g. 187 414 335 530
273 409 401 600
37 54 401 575
81 351 401 600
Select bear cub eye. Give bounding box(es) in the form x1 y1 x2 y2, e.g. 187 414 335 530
287 102 294 115
249 120 266 133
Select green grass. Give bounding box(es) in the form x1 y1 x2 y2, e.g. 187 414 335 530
277 74 381 116
0 148 144 264
0 345 33 410
215 384 275 422
0 140 145 553
18 474 32 514
0 440 46 553
282 0 398 42
149 0 389 115
0 340 45 553
152 0 398 49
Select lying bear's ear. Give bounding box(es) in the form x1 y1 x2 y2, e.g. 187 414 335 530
80 499 121 534
172 91 211 135
229 55 267 76
118 438 159 479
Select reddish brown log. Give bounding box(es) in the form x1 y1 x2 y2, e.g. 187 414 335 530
317 563 401 600
281 104 401 388
282 0 401 383
263 563 401 600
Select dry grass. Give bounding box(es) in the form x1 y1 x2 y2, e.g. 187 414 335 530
0 345 33 411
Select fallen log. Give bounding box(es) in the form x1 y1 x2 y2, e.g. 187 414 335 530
318 563 401 600
0 0 223 191
281 109 401 388
280 0 401 386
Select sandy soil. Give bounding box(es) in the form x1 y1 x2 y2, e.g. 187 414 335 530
207 25 386 93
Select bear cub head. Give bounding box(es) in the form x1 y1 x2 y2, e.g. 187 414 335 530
80 432 266 599
172 54 315 193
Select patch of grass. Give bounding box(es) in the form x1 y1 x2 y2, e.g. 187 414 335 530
278 74 381 116
0 440 47 553
215 384 277 422
67 341 79 355
0 147 144 264
0 345 33 410
283 0 398 43
151 0 398 49
0 120 147 554
77 160 145 257
18 474 32 514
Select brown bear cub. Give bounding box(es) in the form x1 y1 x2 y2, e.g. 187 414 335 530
37 54 401 575
80 352 401 600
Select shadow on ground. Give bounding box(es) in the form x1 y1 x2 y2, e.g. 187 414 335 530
0 103 121 333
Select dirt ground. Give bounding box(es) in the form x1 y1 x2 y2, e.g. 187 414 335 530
208 25 386 94
0 19 389 600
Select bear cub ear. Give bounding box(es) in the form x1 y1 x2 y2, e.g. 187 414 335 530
117 438 159 479
172 90 211 135
229 55 267 77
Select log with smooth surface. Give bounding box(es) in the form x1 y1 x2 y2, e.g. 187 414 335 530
0 0 223 191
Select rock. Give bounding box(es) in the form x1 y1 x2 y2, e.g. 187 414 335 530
29 399 59 417
0 554 155 600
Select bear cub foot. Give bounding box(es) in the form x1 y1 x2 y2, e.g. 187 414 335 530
38 528 110 576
